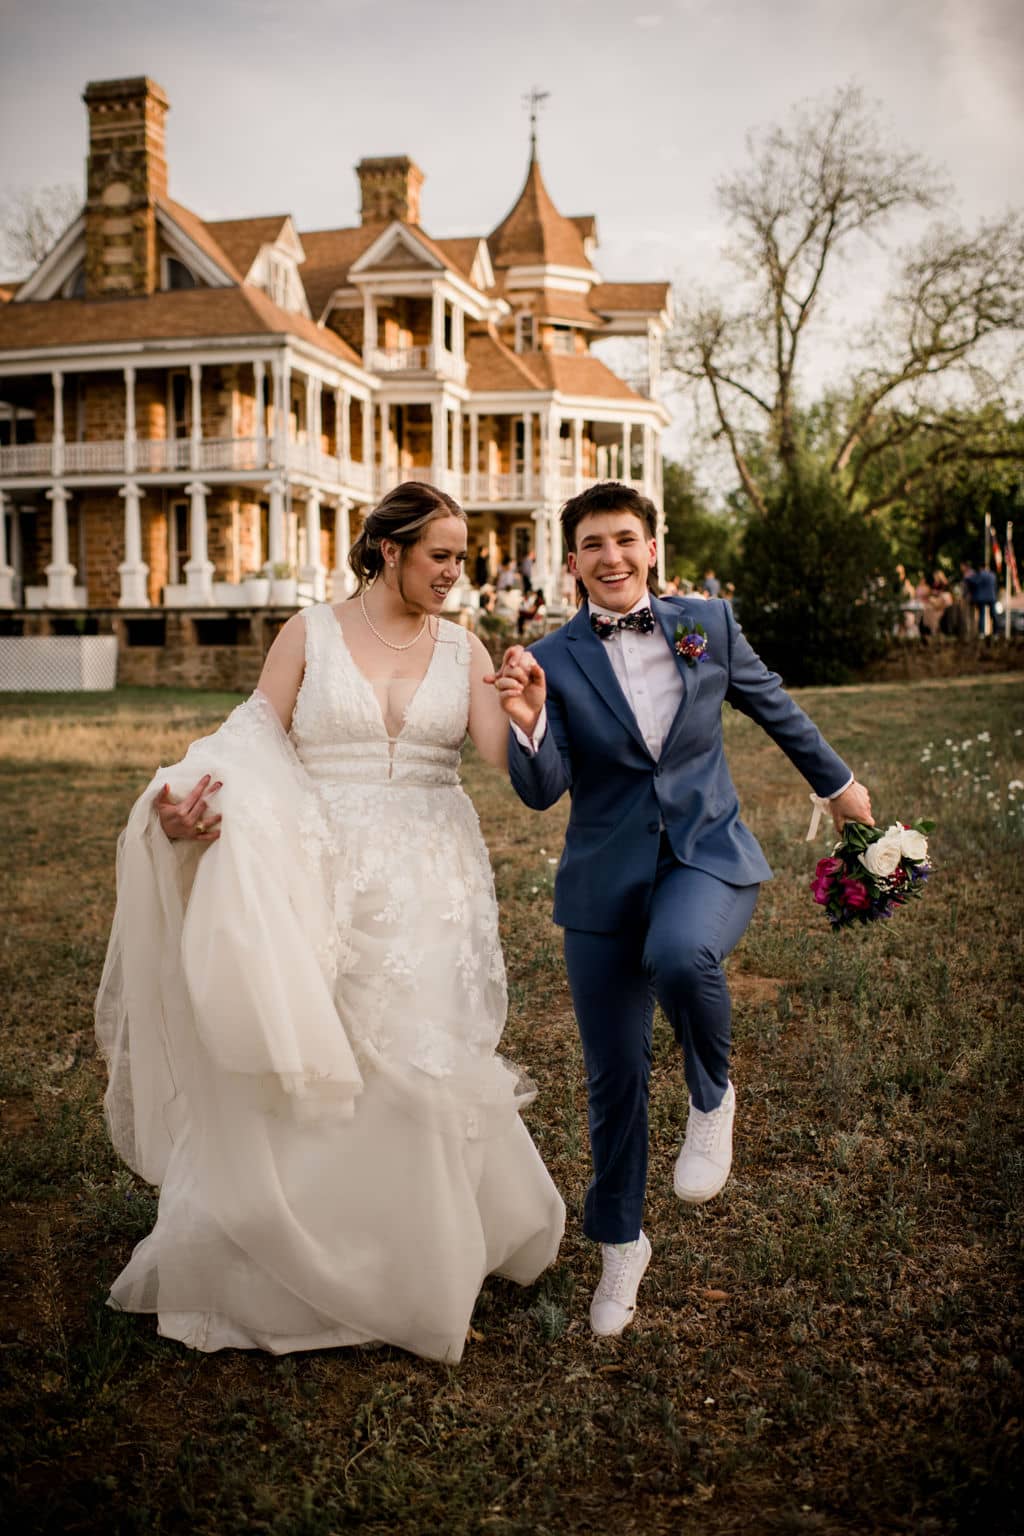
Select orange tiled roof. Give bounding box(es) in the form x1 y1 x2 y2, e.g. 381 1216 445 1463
488 157 594 272
526 352 644 402
204 214 292 276
526 288 605 327
298 225 385 316
466 331 543 392
0 286 362 366
159 199 243 282
589 282 671 314
570 214 597 243
435 237 484 282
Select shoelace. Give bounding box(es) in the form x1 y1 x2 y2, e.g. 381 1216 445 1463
596 1245 639 1302
686 1100 728 1155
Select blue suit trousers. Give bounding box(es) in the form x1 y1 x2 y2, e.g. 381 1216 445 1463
563 841 759 1244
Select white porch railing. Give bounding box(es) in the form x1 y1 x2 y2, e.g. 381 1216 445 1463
369 346 468 384
0 443 52 474
134 438 192 471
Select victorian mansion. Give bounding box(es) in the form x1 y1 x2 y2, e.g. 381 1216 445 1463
0 75 671 618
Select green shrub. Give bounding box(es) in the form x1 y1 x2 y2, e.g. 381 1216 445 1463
739 464 898 684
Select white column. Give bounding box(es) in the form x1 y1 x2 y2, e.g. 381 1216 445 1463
266 477 287 570
655 508 667 590
331 496 356 599
642 424 654 494
452 405 463 497
183 480 214 602
304 374 316 446
454 306 465 369
532 506 549 597
300 490 327 600
253 360 267 465
550 411 562 500
0 489 14 607
118 481 149 606
621 422 631 484
336 386 351 466
549 503 563 599
431 290 444 368
51 371 65 478
573 416 584 494
378 402 390 491
360 396 374 489
522 411 534 497
45 485 76 606
123 366 137 474
363 296 378 366
468 411 479 501
431 400 444 480
189 363 202 471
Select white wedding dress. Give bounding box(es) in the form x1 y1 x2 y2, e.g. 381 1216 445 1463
95 604 564 1362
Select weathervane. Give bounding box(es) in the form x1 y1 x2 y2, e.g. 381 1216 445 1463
523 86 550 159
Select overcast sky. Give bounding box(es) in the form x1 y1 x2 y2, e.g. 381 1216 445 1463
1 0 1021 452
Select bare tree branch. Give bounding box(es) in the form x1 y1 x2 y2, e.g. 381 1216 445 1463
0 184 80 277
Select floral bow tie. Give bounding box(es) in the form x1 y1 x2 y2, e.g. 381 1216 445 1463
590 609 656 640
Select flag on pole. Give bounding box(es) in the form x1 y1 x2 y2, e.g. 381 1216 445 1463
990 526 1004 574
1007 525 1020 597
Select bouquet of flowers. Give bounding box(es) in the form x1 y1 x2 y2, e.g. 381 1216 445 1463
811 819 934 929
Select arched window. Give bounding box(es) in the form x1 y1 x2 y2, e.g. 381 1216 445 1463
164 257 197 291
63 266 86 299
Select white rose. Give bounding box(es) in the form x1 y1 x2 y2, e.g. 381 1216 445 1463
860 835 902 878
899 827 928 862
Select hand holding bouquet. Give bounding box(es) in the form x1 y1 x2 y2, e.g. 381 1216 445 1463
811 819 934 929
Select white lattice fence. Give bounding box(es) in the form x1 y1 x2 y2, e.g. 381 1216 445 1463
0 637 118 691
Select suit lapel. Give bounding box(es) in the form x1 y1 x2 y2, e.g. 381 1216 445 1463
653 596 699 760
565 606 653 758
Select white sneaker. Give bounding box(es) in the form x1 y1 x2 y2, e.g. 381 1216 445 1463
673 1080 736 1204
589 1230 652 1337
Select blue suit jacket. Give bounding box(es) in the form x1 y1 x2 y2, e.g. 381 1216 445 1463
508 596 851 933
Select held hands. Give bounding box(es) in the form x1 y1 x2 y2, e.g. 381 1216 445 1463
156 774 223 844
829 779 874 835
483 645 547 735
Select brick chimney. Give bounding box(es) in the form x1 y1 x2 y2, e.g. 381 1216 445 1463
356 156 424 226
82 76 170 298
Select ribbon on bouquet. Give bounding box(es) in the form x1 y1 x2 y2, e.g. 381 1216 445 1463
805 793 834 842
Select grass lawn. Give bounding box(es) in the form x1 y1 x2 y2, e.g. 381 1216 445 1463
0 677 1022 1535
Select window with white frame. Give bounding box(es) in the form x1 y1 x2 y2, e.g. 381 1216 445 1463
268 256 290 309
163 256 197 291
168 498 190 585
549 324 575 355
514 312 536 353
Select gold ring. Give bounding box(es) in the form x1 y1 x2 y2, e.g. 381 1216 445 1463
196 821 206 835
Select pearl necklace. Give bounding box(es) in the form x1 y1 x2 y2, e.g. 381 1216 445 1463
359 589 428 651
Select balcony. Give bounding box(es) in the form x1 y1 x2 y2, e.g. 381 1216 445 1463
369 345 468 386
0 437 372 490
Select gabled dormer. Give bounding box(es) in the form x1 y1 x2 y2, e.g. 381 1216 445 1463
205 215 310 316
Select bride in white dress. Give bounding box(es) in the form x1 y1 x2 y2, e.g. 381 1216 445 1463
95 482 564 1362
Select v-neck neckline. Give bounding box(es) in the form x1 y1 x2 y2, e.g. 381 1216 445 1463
328 604 442 743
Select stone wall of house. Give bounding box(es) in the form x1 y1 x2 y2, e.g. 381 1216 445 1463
80 492 124 606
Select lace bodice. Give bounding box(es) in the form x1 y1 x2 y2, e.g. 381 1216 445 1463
290 603 472 788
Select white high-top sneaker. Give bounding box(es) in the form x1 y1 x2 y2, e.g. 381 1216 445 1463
673 1081 736 1204
589 1230 652 1337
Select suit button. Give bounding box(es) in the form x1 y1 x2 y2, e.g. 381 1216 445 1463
648 821 659 834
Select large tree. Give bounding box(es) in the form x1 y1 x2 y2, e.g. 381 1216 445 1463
668 87 1024 517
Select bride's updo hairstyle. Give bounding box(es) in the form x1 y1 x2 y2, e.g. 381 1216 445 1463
348 481 466 589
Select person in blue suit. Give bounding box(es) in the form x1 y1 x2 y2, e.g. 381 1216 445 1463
490 483 873 1337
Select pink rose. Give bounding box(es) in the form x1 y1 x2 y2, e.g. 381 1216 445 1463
810 878 832 905
815 857 844 879
840 877 871 910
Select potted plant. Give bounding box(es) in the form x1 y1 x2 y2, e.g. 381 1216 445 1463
241 569 271 606
269 562 298 606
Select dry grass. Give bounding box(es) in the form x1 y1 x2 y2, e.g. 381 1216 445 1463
1 678 1022 1535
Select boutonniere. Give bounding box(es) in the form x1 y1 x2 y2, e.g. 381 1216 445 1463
674 621 709 667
